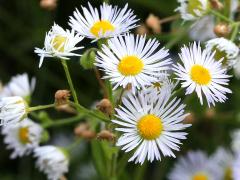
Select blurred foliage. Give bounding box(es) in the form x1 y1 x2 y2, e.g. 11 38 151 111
0 0 240 180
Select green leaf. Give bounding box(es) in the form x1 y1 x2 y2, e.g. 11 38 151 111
80 49 96 70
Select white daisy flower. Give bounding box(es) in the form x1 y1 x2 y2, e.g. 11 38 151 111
34 23 84 68
34 145 69 180
231 129 240 154
168 151 222 180
176 0 210 21
189 15 216 41
2 118 43 159
146 74 178 94
0 96 28 126
173 42 232 107
211 147 234 180
206 37 239 68
233 153 240 180
0 73 36 101
95 34 172 91
112 88 190 164
69 2 138 40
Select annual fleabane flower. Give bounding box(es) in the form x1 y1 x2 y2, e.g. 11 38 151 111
95 34 172 91
211 148 234 180
69 2 138 40
0 96 28 126
0 73 36 102
168 151 222 180
34 145 69 180
206 37 239 68
176 0 210 21
173 42 232 107
2 118 43 159
231 129 240 154
34 23 84 68
112 88 190 164
233 153 240 180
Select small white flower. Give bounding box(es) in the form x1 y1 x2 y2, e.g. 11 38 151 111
2 118 43 159
0 96 28 126
34 23 84 68
34 145 69 180
233 56 240 78
95 34 172 91
173 42 232 107
112 88 190 164
168 151 222 180
176 0 210 21
211 147 234 179
0 73 36 100
189 15 216 41
69 2 138 40
233 153 240 180
206 37 239 68
231 129 240 154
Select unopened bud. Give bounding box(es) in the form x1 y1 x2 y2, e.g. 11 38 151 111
97 130 116 142
205 108 216 119
40 0 57 11
135 23 149 35
210 0 223 10
146 14 162 34
55 104 77 114
96 99 113 116
55 90 70 106
183 113 195 124
60 176 67 180
74 123 96 140
214 23 231 37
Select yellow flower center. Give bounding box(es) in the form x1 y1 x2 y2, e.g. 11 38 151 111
137 114 163 140
90 20 115 37
52 35 67 52
224 167 233 180
187 0 205 15
192 173 208 180
118 56 144 76
190 65 211 85
19 127 30 144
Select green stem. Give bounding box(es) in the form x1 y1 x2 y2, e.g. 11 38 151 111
210 9 234 23
43 114 85 128
69 101 109 122
28 104 55 112
230 23 240 41
61 59 79 105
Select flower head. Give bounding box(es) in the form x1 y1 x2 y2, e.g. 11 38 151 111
0 73 36 101
2 118 43 159
0 96 28 126
95 34 171 91
173 42 232 107
206 37 239 68
34 23 84 67
34 145 69 180
69 3 138 40
112 89 190 164
233 153 240 180
168 151 222 180
176 0 210 21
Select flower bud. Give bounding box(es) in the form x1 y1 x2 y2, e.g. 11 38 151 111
40 0 57 11
135 23 149 35
214 23 230 37
96 99 113 116
55 90 70 106
183 113 195 124
97 130 116 142
205 108 216 119
210 0 223 10
74 123 96 140
146 14 162 34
